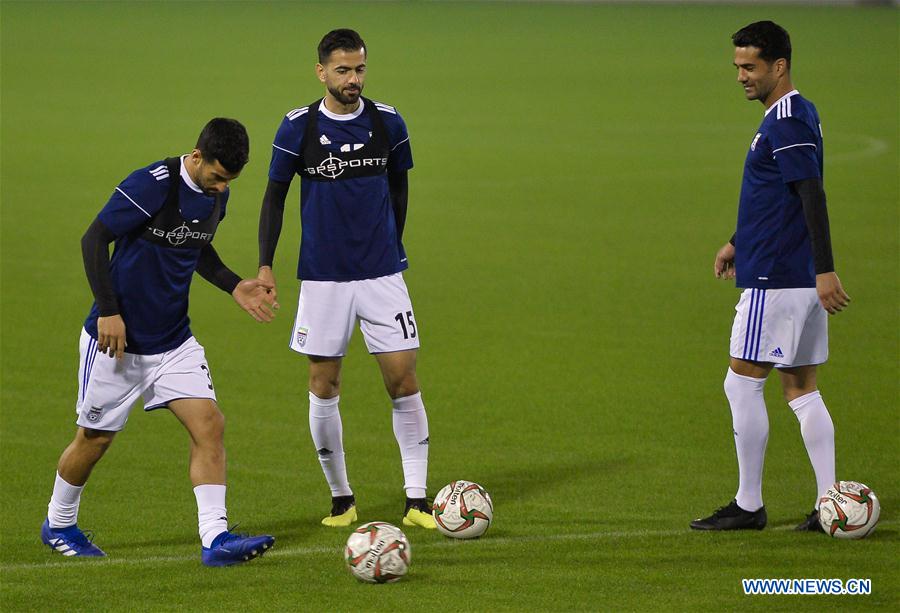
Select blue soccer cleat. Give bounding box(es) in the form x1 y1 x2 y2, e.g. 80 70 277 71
41 519 106 557
201 529 275 567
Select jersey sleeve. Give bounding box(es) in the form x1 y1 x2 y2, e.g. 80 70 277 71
769 118 821 183
386 112 413 172
269 114 305 183
97 164 168 237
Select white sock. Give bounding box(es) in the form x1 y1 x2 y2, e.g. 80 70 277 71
309 392 352 497
392 392 429 499
194 484 228 548
47 472 84 529
724 368 768 512
789 390 835 510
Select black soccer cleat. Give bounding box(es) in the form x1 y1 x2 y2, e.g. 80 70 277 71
794 509 825 533
321 494 357 527
402 497 436 529
403 497 432 514
690 499 767 530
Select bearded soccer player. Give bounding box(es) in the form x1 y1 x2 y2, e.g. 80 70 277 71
257 29 435 529
42 119 277 565
691 21 850 532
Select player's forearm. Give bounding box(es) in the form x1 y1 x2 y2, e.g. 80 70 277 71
794 177 835 274
258 178 290 267
388 170 408 240
81 217 119 316
196 244 241 294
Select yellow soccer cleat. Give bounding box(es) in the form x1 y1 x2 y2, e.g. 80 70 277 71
402 498 437 529
322 495 357 527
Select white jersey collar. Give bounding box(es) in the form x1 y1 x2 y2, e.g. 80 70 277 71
319 97 365 121
764 89 799 116
179 155 204 193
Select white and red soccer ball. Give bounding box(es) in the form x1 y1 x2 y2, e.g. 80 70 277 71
818 481 880 539
432 480 493 539
345 522 411 583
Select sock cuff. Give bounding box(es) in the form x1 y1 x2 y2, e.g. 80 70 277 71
309 391 340 410
788 389 822 412
726 368 767 386
392 391 424 412
193 483 227 503
55 472 84 493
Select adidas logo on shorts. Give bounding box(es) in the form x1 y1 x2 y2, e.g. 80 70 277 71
769 347 784 358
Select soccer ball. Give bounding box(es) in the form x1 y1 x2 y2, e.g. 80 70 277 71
818 481 880 539
432 480 493 539
344 522 411 583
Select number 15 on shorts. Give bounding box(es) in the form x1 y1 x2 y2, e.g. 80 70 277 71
395 310 417 339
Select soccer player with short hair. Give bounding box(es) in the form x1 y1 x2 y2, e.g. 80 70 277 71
41 118 277 565
691 21 851 532
257 29 435 529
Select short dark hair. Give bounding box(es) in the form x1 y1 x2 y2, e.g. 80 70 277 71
732 21 791 67
196 118 249 173
318 28 366 64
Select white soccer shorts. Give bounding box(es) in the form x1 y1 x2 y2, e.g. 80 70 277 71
729 287 828 367
75 329 217 431
290 272 421 357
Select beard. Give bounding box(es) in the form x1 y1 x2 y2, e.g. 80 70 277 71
328 83 362 105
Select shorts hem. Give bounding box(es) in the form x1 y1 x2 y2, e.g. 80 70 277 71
144 395 217 411
74 418 125 432
774 359 827 369
368 347 420 356
289 345 346 358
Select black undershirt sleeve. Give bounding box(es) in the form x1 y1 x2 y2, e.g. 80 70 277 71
258 179 290 268
196 244 241 294
81 217 119 316
388 170 409 240
792 176 835 274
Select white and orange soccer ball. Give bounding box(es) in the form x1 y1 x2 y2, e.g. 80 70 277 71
818 481 880 539
432 480 493 539
344 522 411 583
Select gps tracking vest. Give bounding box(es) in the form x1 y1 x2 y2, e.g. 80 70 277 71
140 157 222 248
300 97 390 181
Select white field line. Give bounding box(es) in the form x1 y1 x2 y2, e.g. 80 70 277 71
4 521 894 573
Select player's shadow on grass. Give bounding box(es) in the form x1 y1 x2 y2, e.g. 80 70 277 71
435 457 636 533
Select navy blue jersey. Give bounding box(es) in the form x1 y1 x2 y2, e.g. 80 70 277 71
735 91 823 289
268 98 413 281
84 157 229 354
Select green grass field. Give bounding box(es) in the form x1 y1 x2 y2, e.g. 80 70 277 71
1 1 897 610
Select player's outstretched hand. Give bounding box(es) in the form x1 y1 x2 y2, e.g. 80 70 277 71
816 272 850 314
714 242 736 279
233 278 279 323
257 266 278 308
97 314 127 359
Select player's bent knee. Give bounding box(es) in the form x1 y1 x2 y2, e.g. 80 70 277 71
77 427 116 454
387 376 420 400
309 376 341 399
197 407 226 442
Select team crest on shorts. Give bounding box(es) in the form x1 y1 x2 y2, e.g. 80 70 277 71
296 326 309 347
87 406 103 422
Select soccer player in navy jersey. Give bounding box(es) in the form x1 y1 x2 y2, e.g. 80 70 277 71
41 119 277 565
257 29 435 529
691 21 851 532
